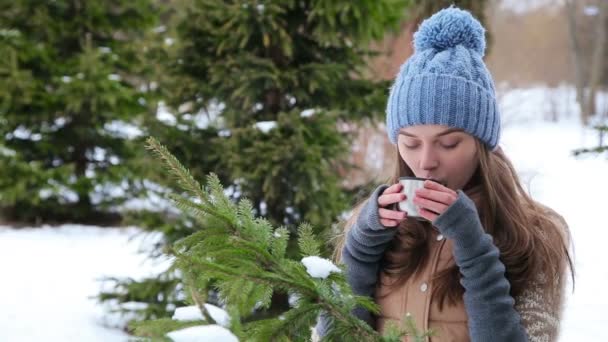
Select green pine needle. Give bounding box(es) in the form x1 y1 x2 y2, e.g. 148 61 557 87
298 222 321 256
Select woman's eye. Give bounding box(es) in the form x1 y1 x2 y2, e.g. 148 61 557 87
441 143 459 149
401 140 458 149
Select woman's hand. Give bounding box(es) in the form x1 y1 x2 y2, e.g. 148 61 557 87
413 180 459 222
377 183 408 227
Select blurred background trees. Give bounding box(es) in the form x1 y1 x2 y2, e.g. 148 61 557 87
0 0 159 224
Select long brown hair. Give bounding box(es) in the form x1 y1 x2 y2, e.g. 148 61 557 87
332 139 574 309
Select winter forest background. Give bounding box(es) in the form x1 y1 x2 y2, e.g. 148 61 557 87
1 0 607 341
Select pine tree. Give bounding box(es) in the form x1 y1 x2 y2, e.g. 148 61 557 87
145 0 411 233
0 0 158 223
128 137 435 341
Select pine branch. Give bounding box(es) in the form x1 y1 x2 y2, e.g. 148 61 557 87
298 222 321 256
141 137 432 341
130 318 201 339
381 314 437 342
572 146 608 156
145 137 212 207
573 124 607 156
182 272 216 325
146 137 235 228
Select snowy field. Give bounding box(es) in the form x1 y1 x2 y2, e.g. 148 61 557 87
1 86 608 341
0 226 171 341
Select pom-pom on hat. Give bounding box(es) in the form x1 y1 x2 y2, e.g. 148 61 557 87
385 6 500 150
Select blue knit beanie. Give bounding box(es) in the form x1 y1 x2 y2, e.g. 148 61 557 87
385 6 500 150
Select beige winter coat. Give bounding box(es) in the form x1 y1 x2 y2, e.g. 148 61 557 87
374 212 569 342
375 229 469 341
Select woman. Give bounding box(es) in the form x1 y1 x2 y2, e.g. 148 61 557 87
315 6 574 342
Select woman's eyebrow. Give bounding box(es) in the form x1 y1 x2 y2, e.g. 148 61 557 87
398 128 463 138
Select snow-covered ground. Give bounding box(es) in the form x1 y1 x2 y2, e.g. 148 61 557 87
0 225 171 341
1 86 607 341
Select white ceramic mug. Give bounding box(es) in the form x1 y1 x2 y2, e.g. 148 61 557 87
397 177 444 221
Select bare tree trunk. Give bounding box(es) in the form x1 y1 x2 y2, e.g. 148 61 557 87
565 0 608 125
565 0 586 123
586 1 608 124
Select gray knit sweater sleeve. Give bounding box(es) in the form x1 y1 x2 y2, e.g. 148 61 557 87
315 184 396 336
433 190 528 342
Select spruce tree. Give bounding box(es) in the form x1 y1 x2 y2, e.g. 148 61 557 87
146 0 411 233
0 0 158 223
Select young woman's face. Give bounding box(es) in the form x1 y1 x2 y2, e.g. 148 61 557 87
397 125 479 190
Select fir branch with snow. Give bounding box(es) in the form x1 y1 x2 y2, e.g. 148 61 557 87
132 137 430 341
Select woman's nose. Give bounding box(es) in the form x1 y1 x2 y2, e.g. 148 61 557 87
419 147 439 170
